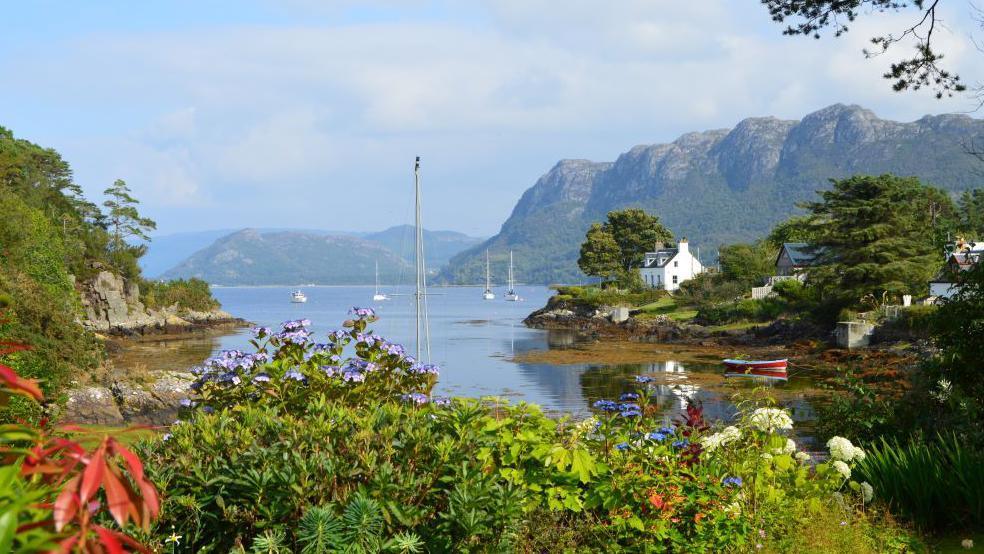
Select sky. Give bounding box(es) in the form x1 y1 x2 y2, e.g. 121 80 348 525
2 1 981 237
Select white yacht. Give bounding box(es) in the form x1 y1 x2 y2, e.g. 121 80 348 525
290 290 307 303
482 249 495 300
504 251 521 302
372 260 390 301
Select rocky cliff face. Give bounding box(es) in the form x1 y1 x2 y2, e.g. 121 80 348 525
442 104 984 284
78 269 236 335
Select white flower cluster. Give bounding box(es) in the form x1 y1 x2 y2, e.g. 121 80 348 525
827 436 865 463
571 417 599 442
832 460 851 479
748 408 794 433
795 451 811 464
701 425 741 452
860 481 874 503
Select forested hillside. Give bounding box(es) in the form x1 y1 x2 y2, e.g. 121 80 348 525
442 104 984 284
0 126 216 413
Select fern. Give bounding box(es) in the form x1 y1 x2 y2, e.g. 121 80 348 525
298 506 344 554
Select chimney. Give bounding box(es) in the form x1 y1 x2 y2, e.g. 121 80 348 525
678 238 689 255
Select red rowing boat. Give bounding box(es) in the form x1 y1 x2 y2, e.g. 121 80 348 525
723 359 788 380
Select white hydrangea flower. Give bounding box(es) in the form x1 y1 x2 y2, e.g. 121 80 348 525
748 408 794 432
783 438 796 454
761 452 773 460
700 425 741 452
795 451 811 464
832 460 851 479
860 482 874 503
826 436 864 462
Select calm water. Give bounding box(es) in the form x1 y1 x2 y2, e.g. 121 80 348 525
194 285 821 439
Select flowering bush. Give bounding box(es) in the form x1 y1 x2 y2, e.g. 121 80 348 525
188 309 437 413
150 314 917 552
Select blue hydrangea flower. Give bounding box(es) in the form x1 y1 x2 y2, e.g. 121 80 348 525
253 373 272 383
251 326 272 337
320 365 340 377
409 363 440 376
619 408 642 418
327 329 349 342
635 375 654 383
281 319 311 331
646 431 668 442
593 399 619 412
658 426 675 435
672 439 690 449
723 476 743 487
615 442 631 451
432 396 452 407
202 406 215 414
619 392 640 401
179 398 195 408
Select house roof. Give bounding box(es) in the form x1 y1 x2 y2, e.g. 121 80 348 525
778 243 821 267
642 248 679 269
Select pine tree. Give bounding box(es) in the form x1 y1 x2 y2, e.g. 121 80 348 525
804 174 956 306
102 179 155 275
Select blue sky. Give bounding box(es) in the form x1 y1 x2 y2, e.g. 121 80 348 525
2 1 981 237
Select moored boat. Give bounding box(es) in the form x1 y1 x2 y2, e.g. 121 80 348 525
290 290 308 303
723 358 788 380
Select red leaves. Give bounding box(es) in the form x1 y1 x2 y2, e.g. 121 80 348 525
0 340 43 401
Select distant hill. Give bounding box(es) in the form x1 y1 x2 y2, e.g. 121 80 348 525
440 104 984 285
159 226 483 285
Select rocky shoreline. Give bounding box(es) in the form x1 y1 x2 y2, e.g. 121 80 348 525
523 299 827 348
60 270 249 425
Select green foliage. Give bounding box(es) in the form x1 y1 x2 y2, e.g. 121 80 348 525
550 285 666 309
957 189 984 237
856 435 984 532
719 242 776 288
696 297 785 325
766 215 820 249
140 278 219 312
814 369 896 445
804 174 956 308
577 209 672 287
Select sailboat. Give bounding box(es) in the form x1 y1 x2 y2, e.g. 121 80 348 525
372 260 389 301
483 249 495 300
504 251 521 302
290 290 307 303
412 156 431 361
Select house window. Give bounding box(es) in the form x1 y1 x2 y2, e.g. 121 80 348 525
674 261 678 267
672 275 678 285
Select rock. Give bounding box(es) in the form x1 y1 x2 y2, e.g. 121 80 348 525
63 386 124 425
112 371 194 425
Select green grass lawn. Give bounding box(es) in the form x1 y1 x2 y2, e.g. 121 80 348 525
635 297 698 321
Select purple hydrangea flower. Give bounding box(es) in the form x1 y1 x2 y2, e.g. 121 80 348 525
635 375 654 383
327 329 349 342
253 373 272 383
672 439 690 449
342 370 365 383
320 365 340 377
402 392 429 405
281 319 311 331
251 326 272 338
723 476 743 487
348 307 376 318
409 363 440 376
179 398 195 408
284 369 306 382
432 396 451 407
619 392 640 401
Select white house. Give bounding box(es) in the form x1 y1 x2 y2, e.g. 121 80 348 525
639 239 703 291
929 239 982 300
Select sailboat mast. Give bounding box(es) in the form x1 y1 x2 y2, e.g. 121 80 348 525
508 251 514 292
413 156 431 361
375 260 379 295
485 249 491 290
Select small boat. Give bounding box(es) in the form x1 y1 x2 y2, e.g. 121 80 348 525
723 359 788 380
504 251 521 301
290 290 308 303
372 261 390 301
483 249 495 300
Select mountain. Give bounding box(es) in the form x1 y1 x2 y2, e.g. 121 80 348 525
440 104 984 285
141 229 238 278
160 226 483 285
365 225 484 269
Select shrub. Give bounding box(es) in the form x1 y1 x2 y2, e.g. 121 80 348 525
140 277 220 312
550 285 665 309
696 297 785 325
144 313 916 552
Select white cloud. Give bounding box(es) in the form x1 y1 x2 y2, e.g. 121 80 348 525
1 1 980 235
